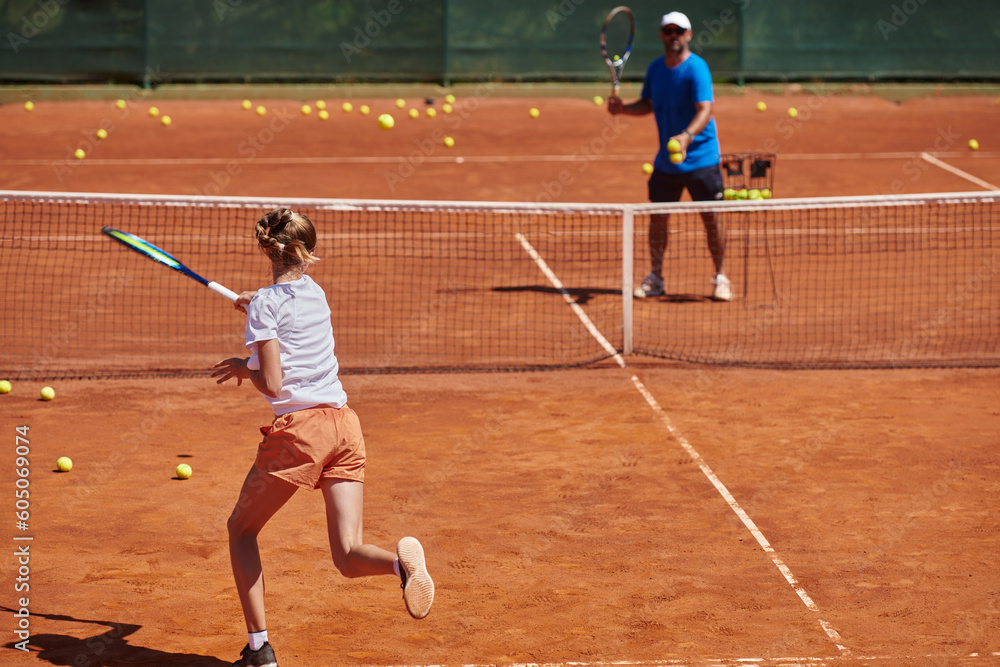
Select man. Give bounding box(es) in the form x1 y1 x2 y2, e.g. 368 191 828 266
609 11 731 301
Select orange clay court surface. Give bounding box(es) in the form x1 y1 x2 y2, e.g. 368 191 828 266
1 89 999 666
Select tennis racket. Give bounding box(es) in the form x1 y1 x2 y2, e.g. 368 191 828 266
600 6 635 100
102 226 238 301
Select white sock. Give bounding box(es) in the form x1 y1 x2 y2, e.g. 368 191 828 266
249 629 268 651
393 558 401 578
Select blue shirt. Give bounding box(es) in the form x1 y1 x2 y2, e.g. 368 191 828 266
640 53 721 173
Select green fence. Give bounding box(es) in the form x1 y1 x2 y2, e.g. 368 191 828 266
3 0 999 85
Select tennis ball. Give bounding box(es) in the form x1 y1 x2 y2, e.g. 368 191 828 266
593 95 604 105
74 149 85 160
667 138 681 153
160 115 171 126
669 152 684 164
24 101 34 111
761 188 772 199
968 139 979 150
426 107 437 118
148 106 159 117
318 109 329 120
787 107 798 118
56 457 72 472
444 94 456 104
723 188 736 200
241 99 252 110
737 188 749 200
40 386 55 400
359 104 371 115
301 104 312 115
0 380 11 394
442 103 453 114
342 101 353 113
443 136 455 148
395 98 406 109
316 100 326 110
756 101 766 111
96 129 108 139
255 105 266 116
748 188 762 199
176 463 192 479
116 99 127 110
612 54 620 61
377 113 394 130
408 108 419 119
642 162 654 174
529 108 540 118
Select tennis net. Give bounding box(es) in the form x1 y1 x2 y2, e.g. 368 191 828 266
1 189 997 380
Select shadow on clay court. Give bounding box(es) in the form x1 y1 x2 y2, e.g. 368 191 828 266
1 608 228 666
492 284 620 306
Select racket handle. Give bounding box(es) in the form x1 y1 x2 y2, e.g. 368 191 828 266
612 83 619 99
207 281 238 302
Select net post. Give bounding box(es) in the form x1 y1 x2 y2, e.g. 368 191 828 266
622 205 634 357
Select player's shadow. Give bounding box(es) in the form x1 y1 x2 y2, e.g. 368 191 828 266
491 284 620 306
651 293 714 303
0 607 228 666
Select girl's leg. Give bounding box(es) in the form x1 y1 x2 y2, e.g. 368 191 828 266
319 478 396 577
227 466 299 632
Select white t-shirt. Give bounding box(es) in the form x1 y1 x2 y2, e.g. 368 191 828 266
245 275 348 415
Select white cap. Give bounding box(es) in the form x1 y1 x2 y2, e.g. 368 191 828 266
660 11 691 30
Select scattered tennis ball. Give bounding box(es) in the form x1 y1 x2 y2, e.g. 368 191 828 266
395 98 406 109
787 107 798 118
160 115 171 126
756 101 766 111
255 105 266 116
444 94 456 104
318 109 329 120
0 380 11 394
342 101 353 113
642 162 654 174
748 188 762 199
40 386 55 400
96 129 108 139
316 100 326 110
667 138 681 153
408 108 419 119
761 188 772 199
74 149 85 160
359 104 370 115
24 101 34 111
443 136 455 148
529 107 540 118
426 107 437 118
241 99 252 110
176 463 192 479
377 113 394 130
968 139 979 150
301 104 312 115
593 95 604 105
56 457 72 472
148 106 159 117
723 188 736 200
669 152 684 164
442 103 453 114
116 99 127 110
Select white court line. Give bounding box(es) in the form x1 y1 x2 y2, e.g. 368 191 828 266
514 232 626 369
376 653 1000 667
921 152 1000 191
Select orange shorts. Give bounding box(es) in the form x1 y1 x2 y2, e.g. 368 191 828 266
255 405 366 489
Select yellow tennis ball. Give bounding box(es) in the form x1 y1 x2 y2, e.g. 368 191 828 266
669 152 684 164
408 108 419 119
426 107 437 118
444 94 456 104
40 386 55 400
761 188 772 199
176 463 192 480
377 113 394 130
442 103 453 114
593 95 604 105
756 101 766 111
96 129 108 139
529 107 540 118
255 105 266 116
395 98 405 109
318 109 329 120
56 457 72 472
160 115 171 126
748 188 762 199
0 380 11 394
301 104 312 115
667 138 681 153
443 136 455 147
723 188 736 200
74 149 85 160
737 188 749 200
787 107 798 118
968 139 979 150
642 162 654 174
359 104 370 115
342 101 353 113
241 99 252 110
148 106 159 117
24 101 34 111
316 100 326 110
116 99 127 110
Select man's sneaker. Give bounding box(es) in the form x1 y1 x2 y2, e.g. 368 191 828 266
397 536 434 619
634 273 664 298
713 274 733 301
232 642 277 667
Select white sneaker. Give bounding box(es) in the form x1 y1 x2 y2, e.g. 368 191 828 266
634 273 664 298
397 537 434 619
713 274 733 301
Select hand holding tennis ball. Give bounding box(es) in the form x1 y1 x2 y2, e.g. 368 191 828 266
667 138 681 153
669 152 684 164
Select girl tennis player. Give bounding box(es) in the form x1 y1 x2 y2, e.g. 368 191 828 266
211 208 434 667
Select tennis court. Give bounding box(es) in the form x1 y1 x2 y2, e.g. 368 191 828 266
2 87 999 666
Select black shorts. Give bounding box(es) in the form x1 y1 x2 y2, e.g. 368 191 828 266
648 164 724 203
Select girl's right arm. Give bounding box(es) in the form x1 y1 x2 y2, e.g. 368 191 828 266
233 290 258 314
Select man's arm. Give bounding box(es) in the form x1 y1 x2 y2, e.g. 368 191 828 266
608 97 652 116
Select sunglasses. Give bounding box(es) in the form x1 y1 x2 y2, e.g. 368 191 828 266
661 27 686 36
